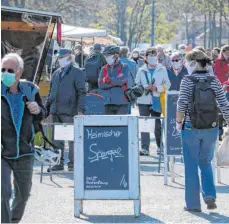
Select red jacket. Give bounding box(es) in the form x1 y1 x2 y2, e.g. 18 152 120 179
214 56 229 85
223 80 229 92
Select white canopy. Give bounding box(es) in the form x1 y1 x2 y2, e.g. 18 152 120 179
53 24 107 39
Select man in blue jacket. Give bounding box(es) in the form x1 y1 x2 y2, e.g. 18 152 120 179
45 48 86 171
98 45 129 115
1 53 45 223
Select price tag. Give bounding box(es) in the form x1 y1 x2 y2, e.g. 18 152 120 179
54 125 74 141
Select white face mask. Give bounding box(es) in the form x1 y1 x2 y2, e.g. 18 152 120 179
132 53 139 58
147 56 157 65
58 57 70 68
185 61 196 75
172 61 182 69
105 55 115 65
180 49 186 55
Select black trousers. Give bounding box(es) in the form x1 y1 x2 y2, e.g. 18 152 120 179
138 104 161 150
1 156 34 223
105 104 129 115
52 114 74 168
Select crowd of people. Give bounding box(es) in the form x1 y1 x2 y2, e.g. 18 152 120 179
1 42 229 222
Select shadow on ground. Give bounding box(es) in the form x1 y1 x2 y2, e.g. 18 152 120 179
78 213 164 223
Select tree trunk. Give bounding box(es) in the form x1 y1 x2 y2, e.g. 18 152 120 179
204 13 207 48
208 12 211 48
219 4 222 47
185 15 189 44
120 0 127 45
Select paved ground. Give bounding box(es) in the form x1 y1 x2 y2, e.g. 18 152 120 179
21 107 229 223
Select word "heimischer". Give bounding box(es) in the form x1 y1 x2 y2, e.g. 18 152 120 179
86 129 122 139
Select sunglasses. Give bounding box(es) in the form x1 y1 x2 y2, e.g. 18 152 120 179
172 59 181 62
1 68 15 73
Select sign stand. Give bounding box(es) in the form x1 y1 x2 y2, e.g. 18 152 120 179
164 91 183 185
74 115 140 218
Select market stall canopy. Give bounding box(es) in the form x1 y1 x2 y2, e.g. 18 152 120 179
53 24 107 39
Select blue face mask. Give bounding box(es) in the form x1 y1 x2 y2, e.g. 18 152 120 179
1 72 16 87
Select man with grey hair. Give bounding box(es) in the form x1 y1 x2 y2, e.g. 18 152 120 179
1 53 45 223
167 52 188 90
156 45 172 68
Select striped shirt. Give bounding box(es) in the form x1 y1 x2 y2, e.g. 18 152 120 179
177 71 229 121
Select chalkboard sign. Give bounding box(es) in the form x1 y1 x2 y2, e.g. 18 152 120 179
85 94 105 115
165 91 182 156
74 116 140 218
84 126 129 190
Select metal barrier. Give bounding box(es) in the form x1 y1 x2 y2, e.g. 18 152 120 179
38 117 166 183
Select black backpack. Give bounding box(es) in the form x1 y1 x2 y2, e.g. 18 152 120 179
187 75 219 129
85 54 102 85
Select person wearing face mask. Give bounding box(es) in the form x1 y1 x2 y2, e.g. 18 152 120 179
1 53 45 223
176 49 229 212
214 45 229 140
167 52 188 91
211 47 221 65
156 45 172 68
45 48 86 172
135 47 171 156
98 45 129 115
179 44 187 59
130 48 144 70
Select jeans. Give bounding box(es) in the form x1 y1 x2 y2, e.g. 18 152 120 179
138 104 161 150
1 156 34 223
181 122 218 209
104 104 128 115
52 114 74 168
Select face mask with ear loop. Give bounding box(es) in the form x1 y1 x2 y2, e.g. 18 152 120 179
185 61 197 75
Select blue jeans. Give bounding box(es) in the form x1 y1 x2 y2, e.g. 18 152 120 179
181 122 218 209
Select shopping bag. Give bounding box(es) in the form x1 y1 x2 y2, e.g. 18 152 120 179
217 134 229 166
152 96 161 113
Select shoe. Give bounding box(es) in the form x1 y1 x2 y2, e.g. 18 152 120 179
205 198 217 210
219 136 223 141
47 164 64 172
68 167 74 172
157 148 161 155
184 207 201 212
140 149 150 156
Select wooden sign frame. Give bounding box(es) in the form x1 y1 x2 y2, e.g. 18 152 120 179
74 115 140 217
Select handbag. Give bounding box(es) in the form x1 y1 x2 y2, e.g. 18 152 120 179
144 71 161 113
217 134 229 166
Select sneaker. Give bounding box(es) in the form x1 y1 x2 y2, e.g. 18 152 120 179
157 148 161 155
47 164 64 172
205 198 217 210
184 207 201 212
68 167 74 172
140 149 150 156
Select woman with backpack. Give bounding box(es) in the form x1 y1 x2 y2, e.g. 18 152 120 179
176 49 229 212
135 47 171 156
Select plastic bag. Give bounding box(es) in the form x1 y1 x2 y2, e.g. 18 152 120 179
217 134 229 166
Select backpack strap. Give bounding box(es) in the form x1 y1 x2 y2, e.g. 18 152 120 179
144 71 150 84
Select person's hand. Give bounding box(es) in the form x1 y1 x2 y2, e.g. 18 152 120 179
176 121 182 132
223 84 228 91
26 102 41 115
150 85 157 92
103 76 111 84
78 112 84 115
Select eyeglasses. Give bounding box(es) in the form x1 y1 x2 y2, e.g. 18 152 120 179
1 68 15 73
172 59 181 62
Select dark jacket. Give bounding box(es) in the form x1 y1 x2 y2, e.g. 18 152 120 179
98 60 129 105
167 66 188 91
45 63 86 116
75 53 88 68
1 80 45 159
